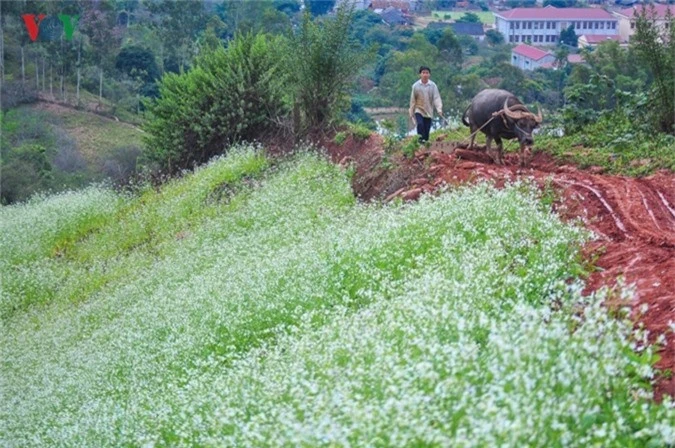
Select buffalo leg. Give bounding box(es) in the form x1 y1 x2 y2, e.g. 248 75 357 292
469 126 477 150
486 136 499 164
519 144 532 167
494 137 504 165
485 135 493 160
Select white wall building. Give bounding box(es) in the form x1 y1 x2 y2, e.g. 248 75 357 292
495 6 618 45
511 44 555 70
613 4 674 42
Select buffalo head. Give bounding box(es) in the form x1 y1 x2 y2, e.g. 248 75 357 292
501 98 543 149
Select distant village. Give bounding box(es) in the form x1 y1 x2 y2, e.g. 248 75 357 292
335 0 673 70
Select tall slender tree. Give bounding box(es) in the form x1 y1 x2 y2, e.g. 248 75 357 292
632 5 674 133
146 0 207 73
80 0 122 106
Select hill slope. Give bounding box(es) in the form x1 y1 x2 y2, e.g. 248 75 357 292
1 101 144 204
1 146 674 446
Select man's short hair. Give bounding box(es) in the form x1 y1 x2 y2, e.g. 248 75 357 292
419 66 431 74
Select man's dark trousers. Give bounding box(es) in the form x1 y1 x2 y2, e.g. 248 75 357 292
415 113 432 142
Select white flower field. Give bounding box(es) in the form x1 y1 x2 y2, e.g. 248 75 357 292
1 146 673 446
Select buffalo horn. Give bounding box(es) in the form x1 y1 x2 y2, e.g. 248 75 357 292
535 105 543 123
502 98 525 119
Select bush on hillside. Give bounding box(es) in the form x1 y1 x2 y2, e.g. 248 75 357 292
0 143 53 204
142 32 288 173
101 145 142 185
0 81 38 111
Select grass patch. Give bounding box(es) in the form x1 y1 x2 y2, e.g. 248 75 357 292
35 103 144 165
334 131 348 145
537 131 675 176
431 11 495 24
431 122 675 176
347 122 373 140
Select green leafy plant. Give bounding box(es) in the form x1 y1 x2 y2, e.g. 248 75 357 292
285 2 372 136
333 131 348 145
347 122 372 140
401 137 422 159
632 4 675 134
142 32 288 173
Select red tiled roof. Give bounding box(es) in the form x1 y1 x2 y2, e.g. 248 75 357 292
567 54 584 63
512 43 552 60
539 54 584 69
580 34 621 43
497 6 615 20
617 4 674 19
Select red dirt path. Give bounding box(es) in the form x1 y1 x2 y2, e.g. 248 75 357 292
319 134 675 400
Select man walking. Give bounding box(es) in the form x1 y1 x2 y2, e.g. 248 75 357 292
409 66 443 143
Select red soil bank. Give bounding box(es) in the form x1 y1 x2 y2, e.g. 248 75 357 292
320 135 675 400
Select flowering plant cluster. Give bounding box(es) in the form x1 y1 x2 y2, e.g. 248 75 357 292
1 147 672 446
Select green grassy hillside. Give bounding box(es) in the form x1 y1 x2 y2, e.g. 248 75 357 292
1 146 673 446
1 103 144 204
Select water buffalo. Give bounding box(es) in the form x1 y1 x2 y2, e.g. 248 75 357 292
462 89 543 167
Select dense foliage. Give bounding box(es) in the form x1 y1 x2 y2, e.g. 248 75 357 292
142 33 287 172
632 5 675 133
2 0 673 201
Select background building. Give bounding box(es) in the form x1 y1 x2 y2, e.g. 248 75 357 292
613 4 674 42
578 34 625 48
511 43 555 70
495 6 618 45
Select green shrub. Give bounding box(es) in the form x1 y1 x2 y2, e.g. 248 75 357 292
1 143 53 205
334 131 348 145
401 137 422 159
348 122 372 140
538 108 675 176
142 33 288 173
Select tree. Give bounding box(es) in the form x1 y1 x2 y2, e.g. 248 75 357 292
505 0 536 7
115 0 140 27
218 0 291 37
458 34 479 55
306 0 336 16
559 25 577 47
497 63 527 97
457 12 482 23
0 143 53 205
485 29 505 46
115 45 160 97
544 0 577 7
79 0 123 105
116 45 160 82
632 4 675 133
274 0 301 15
437 0 457 9
286 2 371 134
350 9 386 45
146 0 207 74
436 28 463 67
553 45 569 70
